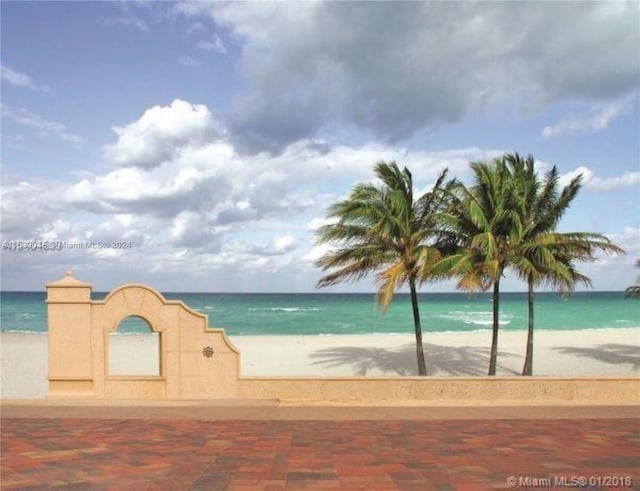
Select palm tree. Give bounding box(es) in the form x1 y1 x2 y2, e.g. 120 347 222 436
505 153 624 375
315 161 451 376
435 157 521 375
624 259 640 297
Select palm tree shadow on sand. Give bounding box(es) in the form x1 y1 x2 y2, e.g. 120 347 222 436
310 343 519 376
554 344 640 371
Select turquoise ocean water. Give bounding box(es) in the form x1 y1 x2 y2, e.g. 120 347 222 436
0 291 638 335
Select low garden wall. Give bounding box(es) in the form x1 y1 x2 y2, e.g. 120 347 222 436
46 272 639 405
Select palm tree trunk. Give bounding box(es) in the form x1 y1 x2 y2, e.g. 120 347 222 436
488 276 500 375
409 278 427 376
522 276 534 376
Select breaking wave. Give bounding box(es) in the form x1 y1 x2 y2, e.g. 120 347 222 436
437 310 513 327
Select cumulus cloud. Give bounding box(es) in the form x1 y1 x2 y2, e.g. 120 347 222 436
587 172 640 193
270 235 296 254
560 166 640 192
3 96 634 291
558 166 593 189
542 97 635 138
0 64 50 92
0 177 60 236
103 99 219 168
66 162 226 217
92 101 499 222
2 99 509 289
170 211 224 251
175 1 639 151
1 104 84 147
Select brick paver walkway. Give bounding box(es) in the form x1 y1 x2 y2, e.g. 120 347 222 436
2 417 639 490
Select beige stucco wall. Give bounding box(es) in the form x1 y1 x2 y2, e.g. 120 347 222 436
47 272 240 400
236 376 639 405
46 272 639 404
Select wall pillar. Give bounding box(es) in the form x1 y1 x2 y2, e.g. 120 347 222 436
46 271 95 398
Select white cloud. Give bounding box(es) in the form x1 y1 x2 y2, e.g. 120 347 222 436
587 172 640 192
38 219 75 241
308 217 338 231
3 95 635 291
170 211 222 250
302 243 334 264
580 226 640 290
1 104 84 147
610 226 639 257
32 102 498 230
1 65 31 87
542 97 635 138
2 99 506 290
66 163 223 217
79 101 498 224
0 177 60 236
271 234 296 254
103 99 218 168
0 64 50 92
558 166 594 189
560 166 640 192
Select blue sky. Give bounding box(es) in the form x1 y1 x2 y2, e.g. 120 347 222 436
1 1 639 293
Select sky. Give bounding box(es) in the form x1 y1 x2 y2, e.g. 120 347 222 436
1 1 639 293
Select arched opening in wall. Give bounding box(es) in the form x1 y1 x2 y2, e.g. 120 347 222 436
108 315 161 376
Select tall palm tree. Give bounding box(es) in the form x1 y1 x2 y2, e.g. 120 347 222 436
435 157 522 375
505 153 624 375
315 161 451 376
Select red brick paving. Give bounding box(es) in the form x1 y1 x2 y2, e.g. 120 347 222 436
2 417 639 490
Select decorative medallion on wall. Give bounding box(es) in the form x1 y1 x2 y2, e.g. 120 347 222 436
202 346 215 358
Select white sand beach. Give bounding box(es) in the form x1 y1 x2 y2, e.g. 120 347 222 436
1 328 638 399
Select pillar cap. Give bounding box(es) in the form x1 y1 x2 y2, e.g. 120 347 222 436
46 270 92 288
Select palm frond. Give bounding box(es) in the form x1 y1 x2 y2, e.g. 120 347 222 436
315 160 455 304
375 261 408 311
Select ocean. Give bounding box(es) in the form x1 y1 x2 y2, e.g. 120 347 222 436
0 291 638 335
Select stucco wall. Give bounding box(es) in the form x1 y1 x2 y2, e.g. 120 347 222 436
46 272 640 404
237 376 639 404
47 272 240 400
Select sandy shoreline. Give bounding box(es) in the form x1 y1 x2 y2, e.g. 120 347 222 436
1 328 638 399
